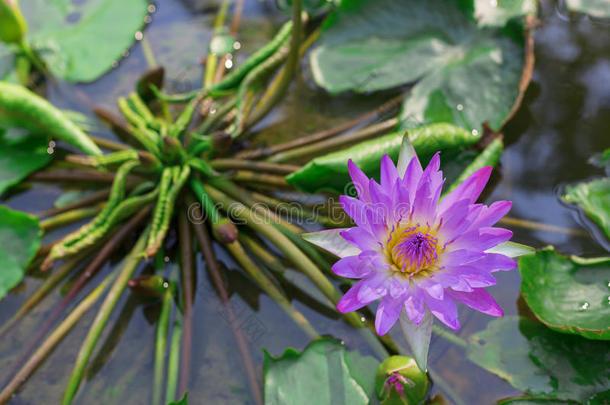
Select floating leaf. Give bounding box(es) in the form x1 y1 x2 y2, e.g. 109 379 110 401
590 148 610 174
566 0 610 18
467 316 610 402
264 339 379 405
519 247 610 340
310 0 534 132
19 0 148 82
0 205 41 300
562 177 610 240
286 123 479 194
0 131 51 195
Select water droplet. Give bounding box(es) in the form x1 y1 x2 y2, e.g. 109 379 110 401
46 147 54 154
144 15 152 24
607 281 610 288
163 282 169 288
135 31 143 41
578 301 590 311
233 41 241 50
456 104 463 111
472 129 479 136
111 61 119 68
147 4 156 13
209 108 217 115
164 256 170 262
48 140 56 148
360 316 366 322
224 59 233 69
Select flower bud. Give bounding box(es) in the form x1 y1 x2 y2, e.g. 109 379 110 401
0 0 27 45
128 274 169 298
136 66 164 102
213 218 238 244
375 356 428 405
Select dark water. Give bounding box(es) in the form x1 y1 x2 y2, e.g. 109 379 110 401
1 0 609 404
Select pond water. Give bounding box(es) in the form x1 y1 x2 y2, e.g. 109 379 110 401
1 0 609 404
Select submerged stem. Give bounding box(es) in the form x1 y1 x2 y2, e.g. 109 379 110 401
0 271 115 405
165 320 183 404
40 205 103 232
153 289 173 405
178 210 194 396
191 205 263 405
62 226 150 404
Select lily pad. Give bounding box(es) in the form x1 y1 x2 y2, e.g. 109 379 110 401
519 247 610 340
0 131 51 195
566 0 610 18
0 205 41 300
264 339 379 405
467 316 610 402
309 0 534 132
562 177 610 240
17 0 148 82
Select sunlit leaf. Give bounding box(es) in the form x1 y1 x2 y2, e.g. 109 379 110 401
302 229 360 258
310 0 534 132
519 247 610 340
399 311 433 373
264 339 379 405
21 0 148 82
0 205 41 301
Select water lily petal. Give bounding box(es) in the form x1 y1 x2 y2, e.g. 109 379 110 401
424 292 460 330
438 166 492 215
380 154 399 191
447 288 503 317
337 280 376 313
332 255 371 278
375 295 403 335
348 159 371 202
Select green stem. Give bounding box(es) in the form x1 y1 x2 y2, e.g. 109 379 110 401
267 118 398 163
248 0 303 125
153 289 173 405
40 205 103 232
19 39 47 76
141 36 157 68
0 249 92 338
432 325 468 349
62 227 150 405
203 184 363 329
225 240 319 339
0 271 115 404
238 233 286 274
211 159 300 175
166 320 183 404
196 96 237 135
204 0 231 88
178 211 194 395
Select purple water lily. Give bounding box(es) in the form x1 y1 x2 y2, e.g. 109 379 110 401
306 148 517 336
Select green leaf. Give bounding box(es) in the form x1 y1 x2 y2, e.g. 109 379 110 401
0 131 51 195
286 123 479 194
310 0 533 131
0 205 41 300
467 316 610 402
566 0 610 18
519 247 610 340
20 0 148 82
264 339 379 405
562 177 610 240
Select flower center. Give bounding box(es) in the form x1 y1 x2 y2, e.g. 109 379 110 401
387 225 439 274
